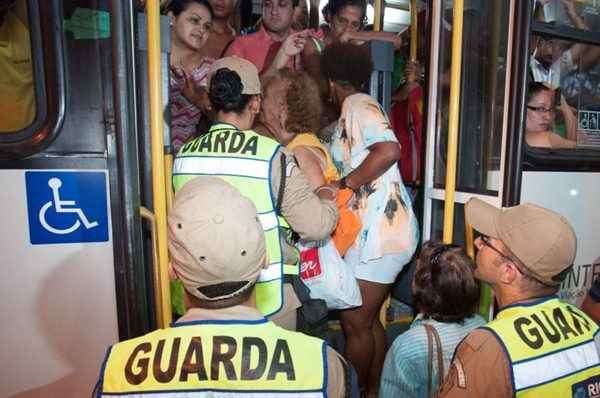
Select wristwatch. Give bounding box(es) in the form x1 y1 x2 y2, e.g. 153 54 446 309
339 177 351 190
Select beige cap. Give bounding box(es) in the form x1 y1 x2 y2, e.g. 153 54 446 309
168 176 266 301
207 56 261 95
465 198 577 286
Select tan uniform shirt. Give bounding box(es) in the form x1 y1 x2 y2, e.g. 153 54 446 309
270 148 339 242
179 306 348 398
437 328 512 397
270 148 338 266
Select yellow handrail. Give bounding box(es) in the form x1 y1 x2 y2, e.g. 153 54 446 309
140 206 164 328
146 0 172 328
374 0 382 31
410 0 417 61
442 0 464 244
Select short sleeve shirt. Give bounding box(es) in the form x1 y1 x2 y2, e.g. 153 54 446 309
329 93 419 262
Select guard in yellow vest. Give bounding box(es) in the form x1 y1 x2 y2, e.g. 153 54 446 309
95 176 353 397
439 199 600 398
172 56 339 328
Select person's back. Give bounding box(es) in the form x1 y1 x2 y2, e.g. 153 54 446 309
95 177 351 397
379 241 485 398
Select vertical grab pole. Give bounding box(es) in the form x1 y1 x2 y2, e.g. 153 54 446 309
442 0 464 244
146 0 172 327
374 0 383 31
410 0 417 61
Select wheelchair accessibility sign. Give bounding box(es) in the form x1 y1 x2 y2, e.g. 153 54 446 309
25 171 109 244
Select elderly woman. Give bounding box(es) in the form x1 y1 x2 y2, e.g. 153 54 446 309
320 42 419 395
379 241 485 398
260 69 338 186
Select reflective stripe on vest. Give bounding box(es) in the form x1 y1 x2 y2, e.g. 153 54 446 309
98 319 327 397
173 124 288 316
484 296 600 397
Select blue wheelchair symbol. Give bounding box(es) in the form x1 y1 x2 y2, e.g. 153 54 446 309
26 171 109 244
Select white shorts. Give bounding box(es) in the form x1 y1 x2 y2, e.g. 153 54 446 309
345 246 415 284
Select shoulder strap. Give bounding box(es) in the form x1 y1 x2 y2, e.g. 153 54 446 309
424 323 445 397
276 151 286 215
425 324 434 397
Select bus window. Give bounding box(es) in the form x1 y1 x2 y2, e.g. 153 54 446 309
534 0 600 33
527 34 600 150
434 1 511 194
0 0 36 133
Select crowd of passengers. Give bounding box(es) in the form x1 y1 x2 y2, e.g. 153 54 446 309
96 0 600 396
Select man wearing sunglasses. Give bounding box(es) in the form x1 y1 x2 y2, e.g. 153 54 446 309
439 198 600 398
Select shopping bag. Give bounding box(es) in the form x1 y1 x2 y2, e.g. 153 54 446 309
298 239 362 310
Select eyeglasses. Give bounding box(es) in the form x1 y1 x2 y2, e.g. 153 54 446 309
480 235 513 262
527 105 554 113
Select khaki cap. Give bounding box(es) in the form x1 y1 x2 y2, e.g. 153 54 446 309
207 56 261 95
465 198 576 286
168 176 266 301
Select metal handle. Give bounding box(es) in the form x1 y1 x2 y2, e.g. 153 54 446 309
140 206 164 328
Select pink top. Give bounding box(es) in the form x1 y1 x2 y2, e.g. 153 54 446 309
169 57 213 152
224 25 298 74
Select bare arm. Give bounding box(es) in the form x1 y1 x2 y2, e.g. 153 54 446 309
292 146 327 189
341 30 403 49
560 95 578 142
341 141 400 190
261 30 310 83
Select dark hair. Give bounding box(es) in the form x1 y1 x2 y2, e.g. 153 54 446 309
412 240 480 323
167 0 214 18
209 68 253 114
527 82 551 103
322 0 367 25
187 281 255 309
268 69 322 134
320 42 373 91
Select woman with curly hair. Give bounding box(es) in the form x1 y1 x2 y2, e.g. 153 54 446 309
321 42 419 396
260 69 338 186
379 241 484 397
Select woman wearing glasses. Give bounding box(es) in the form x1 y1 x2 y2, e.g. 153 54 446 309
525 82 577 149
379 241 484 398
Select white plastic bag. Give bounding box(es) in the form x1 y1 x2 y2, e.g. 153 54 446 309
298 239 362 310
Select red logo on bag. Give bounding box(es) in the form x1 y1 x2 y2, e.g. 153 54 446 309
300 247 322 280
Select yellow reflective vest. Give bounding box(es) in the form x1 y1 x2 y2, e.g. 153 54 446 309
97 318 328 397
172 124 297 317
484 296 600 397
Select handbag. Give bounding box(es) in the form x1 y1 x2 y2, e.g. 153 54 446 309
424 323 444 397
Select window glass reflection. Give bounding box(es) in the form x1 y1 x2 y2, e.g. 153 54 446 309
528 34 600 149
534 0 600 33
0 0 35 132
434 0 510 193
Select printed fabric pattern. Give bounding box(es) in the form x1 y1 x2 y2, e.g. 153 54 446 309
169 58 213 152
330 93 419 264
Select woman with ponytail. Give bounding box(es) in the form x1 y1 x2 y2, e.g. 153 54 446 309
172 57 341 335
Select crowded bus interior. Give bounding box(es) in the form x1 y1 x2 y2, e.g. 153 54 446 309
1 0 600 396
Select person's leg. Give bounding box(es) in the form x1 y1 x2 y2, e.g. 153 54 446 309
368 315 388 396
340 279 391 392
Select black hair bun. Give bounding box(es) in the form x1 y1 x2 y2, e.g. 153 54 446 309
209 68 244 111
